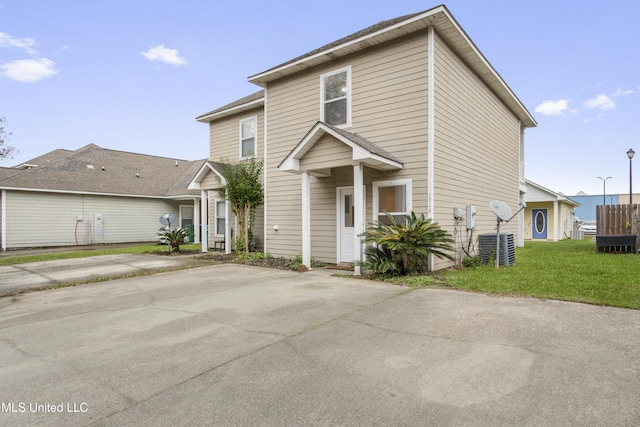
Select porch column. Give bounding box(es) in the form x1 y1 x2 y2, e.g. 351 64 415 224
200 190 208 253
193 198 200 244
553 200 559 241
302 172 311 268
353 163 364 275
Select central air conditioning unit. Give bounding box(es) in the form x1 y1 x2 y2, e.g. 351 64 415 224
570 230 584 240
479 233 515 266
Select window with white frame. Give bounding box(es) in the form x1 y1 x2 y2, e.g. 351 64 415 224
215 200 226 235
373 179 412 224
240 117 257 158
320 66 351 127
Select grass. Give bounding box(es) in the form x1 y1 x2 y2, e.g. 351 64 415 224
2 238 639 309
0 243 202 265
439 237 640 309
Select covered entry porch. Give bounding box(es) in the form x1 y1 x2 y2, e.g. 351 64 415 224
279 121 403 273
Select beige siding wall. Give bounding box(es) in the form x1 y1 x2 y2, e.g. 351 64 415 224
205 107 265 251
4 191 184 248
265 33 430 262
433 32 522 268
209 107 264 163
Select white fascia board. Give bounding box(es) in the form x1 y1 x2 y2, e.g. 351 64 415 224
0 187 168 199
278 157 300 172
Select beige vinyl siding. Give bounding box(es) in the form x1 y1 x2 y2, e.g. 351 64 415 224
299 135 352 171
209 107 264 162
266 33 430 262
200 171 222 190
206 107 265 252
432 31 522 267
4 191 181 248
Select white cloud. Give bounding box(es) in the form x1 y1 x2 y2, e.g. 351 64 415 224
584 94 615 110
1 58 58 83
610 87 634 96
534 99 569 116
0 32 37 55
141 45 187 66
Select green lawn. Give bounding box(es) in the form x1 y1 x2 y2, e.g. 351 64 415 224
441 238 640 309
2 239 638 309
0 243 202 266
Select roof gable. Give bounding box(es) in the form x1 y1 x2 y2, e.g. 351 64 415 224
279 121 403 174
247 5 536 128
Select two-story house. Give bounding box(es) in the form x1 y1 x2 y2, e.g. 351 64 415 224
189 5 537 271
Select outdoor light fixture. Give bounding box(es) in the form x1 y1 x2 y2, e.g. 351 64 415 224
627 149 635 205
597 176 612 205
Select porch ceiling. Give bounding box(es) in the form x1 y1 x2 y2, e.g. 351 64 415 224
278 121 403 176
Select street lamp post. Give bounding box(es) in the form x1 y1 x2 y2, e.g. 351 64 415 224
627 149 635 205
597 176 612 205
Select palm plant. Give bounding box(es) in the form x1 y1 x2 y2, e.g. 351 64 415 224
158 228 192 252
361 212 455 276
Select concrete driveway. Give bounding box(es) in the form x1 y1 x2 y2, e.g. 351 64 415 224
0 263 638 426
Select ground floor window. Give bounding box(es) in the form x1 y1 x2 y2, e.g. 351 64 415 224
215 200 226 235
373 179 412 224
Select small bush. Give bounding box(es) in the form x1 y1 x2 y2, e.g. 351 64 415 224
462 255 482 267
361 211 455 276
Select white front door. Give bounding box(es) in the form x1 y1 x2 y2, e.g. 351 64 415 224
338 187 355 263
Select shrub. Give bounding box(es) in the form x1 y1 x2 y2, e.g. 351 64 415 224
361 211 455 276
158 228 192 252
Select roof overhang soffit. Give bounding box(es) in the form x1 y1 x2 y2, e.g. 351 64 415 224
278 122 403 175
188 161 226 190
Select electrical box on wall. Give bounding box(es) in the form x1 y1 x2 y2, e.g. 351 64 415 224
453 207 463 220
466 204 476 230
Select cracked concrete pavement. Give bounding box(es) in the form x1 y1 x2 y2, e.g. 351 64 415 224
0 263 639 426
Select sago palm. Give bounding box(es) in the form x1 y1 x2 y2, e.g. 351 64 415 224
361 212 455 275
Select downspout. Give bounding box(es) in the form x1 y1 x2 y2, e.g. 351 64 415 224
427 26 435 221
1 189 6 251
427 26 435 270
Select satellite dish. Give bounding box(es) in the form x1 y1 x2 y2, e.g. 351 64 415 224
159 213 175 226
489 200 513 222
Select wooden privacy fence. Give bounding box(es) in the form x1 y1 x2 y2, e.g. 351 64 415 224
595 204 638 253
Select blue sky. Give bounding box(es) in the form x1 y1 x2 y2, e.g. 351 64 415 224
1 0 638 196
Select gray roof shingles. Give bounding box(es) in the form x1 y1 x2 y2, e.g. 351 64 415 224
0 144 205 198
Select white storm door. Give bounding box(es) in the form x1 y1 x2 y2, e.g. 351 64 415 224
338 187 355 263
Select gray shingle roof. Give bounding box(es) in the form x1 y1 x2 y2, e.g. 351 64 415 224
0 144 206 198
323 123 403 164
196 90 264 122
253 11 426 78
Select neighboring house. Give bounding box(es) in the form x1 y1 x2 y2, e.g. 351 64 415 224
0 144 205 250
524 180 579 241
190 5 537 271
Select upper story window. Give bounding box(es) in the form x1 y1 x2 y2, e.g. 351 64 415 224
240 116 257 158
321 66 351 127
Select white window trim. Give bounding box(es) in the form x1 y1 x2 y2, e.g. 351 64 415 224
372 179 412 222
239 116 258 159
320 66 352 128
214 198 226 236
